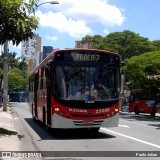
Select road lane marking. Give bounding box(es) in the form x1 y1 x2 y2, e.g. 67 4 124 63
120 119 156 128
101 128 160 149
118 125 130 128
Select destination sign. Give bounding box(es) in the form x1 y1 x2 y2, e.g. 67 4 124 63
71 53 100 61
55 50 120 64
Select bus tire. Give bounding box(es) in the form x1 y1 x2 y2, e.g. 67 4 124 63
32 104 37 121
150 112 155 117
43 107 46 126
134 107 139 115
43 107 49 130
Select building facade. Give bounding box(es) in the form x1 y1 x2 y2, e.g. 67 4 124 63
41 46 53 62
75 41 93 49
21 34 41 72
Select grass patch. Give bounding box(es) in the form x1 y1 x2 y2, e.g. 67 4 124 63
0 127 17 135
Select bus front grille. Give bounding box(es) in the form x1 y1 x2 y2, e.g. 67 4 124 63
73 120 103 126
71 114 105 118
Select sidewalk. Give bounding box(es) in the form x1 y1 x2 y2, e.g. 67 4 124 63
0 104 20 152
0 104 45 160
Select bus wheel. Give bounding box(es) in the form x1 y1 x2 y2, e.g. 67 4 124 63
43 107 49 130
134 107 139 115
43 107 46 126
150 112 155 117
32 104 36 121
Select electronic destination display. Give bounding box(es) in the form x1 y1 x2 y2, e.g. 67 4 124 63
55 50 120 64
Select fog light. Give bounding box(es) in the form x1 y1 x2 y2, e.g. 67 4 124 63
66 113 69 117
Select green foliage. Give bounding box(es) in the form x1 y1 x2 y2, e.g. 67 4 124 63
0 52 27 73
8 68 28 93
0 0 39 45
104 30 153 60
122 51 160 93
150 40 160 51
0 51 28 92
18 57 28 74
81 30 153 60
81 35 105 49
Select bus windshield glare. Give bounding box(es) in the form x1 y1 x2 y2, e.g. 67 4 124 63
54 64 119 101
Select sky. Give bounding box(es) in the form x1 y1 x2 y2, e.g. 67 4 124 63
8 0 160 57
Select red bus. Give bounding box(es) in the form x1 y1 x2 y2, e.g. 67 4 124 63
128 89 160 115
29 48 120 131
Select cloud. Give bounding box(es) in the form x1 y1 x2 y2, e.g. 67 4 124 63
103 29 110 35
58 0 125 26
36 0 125 38
36 11 92 38
45 35 58 42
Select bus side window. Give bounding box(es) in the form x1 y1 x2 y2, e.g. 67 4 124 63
45 62 52 79
45 65 52 86
40 67 44 89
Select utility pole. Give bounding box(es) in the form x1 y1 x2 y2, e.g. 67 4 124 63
3 41 8 111
120 73 125 109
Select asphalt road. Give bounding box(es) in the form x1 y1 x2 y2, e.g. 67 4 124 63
11 102 160 160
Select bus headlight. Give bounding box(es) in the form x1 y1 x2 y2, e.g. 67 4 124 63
115 109 119 112
55 108 59 112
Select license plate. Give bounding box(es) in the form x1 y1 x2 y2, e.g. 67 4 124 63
83 120 94 125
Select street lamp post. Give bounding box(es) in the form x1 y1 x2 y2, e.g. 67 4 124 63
2 1 59 111
37 1 59 7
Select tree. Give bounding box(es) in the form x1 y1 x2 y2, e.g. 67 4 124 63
103 30 153 60
0 0 39 46
8 68 28 93
122 51 160 117
0 51 27 72
0 0 39 111
0 51 28 94
150 40 160 51
8 52 20 69
81 35 105 49
81 30 154 61
18 57 28 74
122 51 160 93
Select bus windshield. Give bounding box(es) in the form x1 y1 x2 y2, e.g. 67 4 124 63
54 63 119 101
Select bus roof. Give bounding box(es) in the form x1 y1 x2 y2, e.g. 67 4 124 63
29 48 120 75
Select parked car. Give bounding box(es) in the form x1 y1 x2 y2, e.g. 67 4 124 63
9 92 28 102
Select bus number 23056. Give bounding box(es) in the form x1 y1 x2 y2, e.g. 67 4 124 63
96 108 110 114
